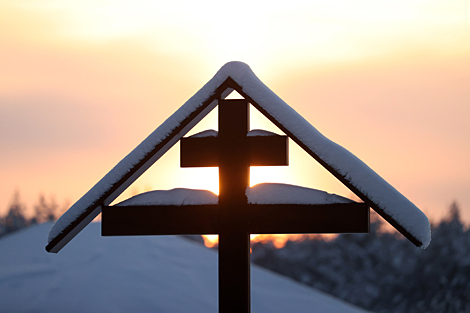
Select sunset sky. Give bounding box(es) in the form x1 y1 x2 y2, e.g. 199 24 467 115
1 1 470 227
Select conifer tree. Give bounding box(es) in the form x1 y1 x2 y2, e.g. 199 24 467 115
3 190 29 235
31 194 58 224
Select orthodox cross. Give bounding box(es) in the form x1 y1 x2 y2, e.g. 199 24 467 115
102 98 369 313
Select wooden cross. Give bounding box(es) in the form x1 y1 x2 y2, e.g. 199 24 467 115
102 99 369 313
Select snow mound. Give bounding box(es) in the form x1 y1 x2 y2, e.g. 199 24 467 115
2 223 369 313
189 129 218 138
247 129 280 136
116 188 218 206
247 183 353 205
114 183 352 206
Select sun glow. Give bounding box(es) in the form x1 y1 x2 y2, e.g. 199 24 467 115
201 234 337 249
202 235 219 248
14 0 470 74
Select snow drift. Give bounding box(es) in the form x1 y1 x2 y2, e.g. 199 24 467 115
1 223 368 313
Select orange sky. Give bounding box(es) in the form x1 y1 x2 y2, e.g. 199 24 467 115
1 1 470 226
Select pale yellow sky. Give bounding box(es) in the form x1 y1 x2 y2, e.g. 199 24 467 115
1 0 470 224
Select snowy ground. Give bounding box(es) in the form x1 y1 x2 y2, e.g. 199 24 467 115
1 222 368 312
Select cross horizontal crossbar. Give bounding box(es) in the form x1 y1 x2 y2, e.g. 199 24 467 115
180 134 288 167
101 202 369 236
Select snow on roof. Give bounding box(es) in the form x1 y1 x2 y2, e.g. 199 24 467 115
47 61 430 252
114 183 352 207
189 129 280 138
247 183 352 205
116 188 218 206
189 129 218 138
247 129 280 137
219 63 430 247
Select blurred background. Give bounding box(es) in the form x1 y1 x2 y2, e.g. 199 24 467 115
1 0 469 225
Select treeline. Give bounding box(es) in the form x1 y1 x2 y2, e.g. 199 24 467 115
251 202 470 313
0 191 66 238
2 191 468 312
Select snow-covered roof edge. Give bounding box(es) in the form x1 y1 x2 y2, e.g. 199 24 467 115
46 65 234 252
220 63 430 247
47 61 430 252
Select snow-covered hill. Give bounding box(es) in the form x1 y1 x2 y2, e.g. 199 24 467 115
0 223 367 312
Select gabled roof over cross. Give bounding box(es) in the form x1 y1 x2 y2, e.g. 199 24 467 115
46 61 431 253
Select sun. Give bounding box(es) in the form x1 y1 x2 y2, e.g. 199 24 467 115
180 167 220 195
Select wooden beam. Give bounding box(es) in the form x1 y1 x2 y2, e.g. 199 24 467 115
45 79 235 253
248 135 288 166
247 203 369 234
181 134 288 167
217 99 251 313
180 136 218 167
101 205 219 236
102 202 369 237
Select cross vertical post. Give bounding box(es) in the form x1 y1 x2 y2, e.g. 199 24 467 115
218 99 251 313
